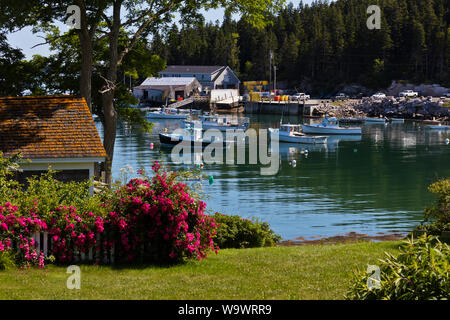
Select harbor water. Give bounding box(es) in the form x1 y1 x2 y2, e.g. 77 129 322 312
96 114 450 241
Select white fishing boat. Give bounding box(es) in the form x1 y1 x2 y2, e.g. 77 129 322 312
302 117 362 135
426 124 450 130
147 109 188 120
365 117 386 123
388 118 405 123
182 115 249 131
269 124 328 144
159 128 232 148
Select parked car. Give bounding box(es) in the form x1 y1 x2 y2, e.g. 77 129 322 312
291 93 310 101
333 93 349 101
399 90 418 98
372 92 386 99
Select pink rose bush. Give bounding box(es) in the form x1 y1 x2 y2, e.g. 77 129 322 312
108 161 219 264
0 202 46 268
46 206 105 263
0 161 219 268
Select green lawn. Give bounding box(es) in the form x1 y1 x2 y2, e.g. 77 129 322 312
0 241 401 300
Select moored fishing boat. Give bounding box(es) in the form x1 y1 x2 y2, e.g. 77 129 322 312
426 124 450 130
302 117 362 135
338 117 364 125
182 115 249 131
147 109 188 120
269 124 328 144
365 117 386 123
159 128 232 148
388 118 405 123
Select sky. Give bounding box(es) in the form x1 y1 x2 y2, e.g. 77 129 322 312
6 1 318 59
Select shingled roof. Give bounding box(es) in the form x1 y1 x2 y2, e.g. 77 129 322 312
0 95 106 160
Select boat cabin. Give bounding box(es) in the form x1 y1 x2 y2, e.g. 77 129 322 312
280 124 301 134
321 117 338 127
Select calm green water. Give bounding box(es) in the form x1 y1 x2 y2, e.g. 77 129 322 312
96 115 450 240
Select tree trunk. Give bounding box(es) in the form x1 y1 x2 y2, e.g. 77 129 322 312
102 1 122 185
103 91 117 185
79 30 93 110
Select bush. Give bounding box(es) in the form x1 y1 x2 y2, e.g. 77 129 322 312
0 251 16 271
212 213 281 249
346 235 450 300
105 161 218 264
414 179 450 236
0 155 218 267
0 202 46 268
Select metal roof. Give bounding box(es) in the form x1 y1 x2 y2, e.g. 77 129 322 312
139 77 197 86
160 65 225 75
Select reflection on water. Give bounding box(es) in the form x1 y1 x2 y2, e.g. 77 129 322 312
96 114 450 240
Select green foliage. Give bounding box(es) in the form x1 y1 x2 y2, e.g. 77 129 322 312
116 104 154 134
346 235 450 300
0 153 111 221
212 212 281 249
155 0 450 89
424 179 450 224
415 179 450 235
0 251 16 271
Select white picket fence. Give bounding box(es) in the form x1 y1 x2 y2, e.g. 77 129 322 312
27 231 116 264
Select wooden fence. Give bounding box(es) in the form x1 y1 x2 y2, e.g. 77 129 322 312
23 232 116 264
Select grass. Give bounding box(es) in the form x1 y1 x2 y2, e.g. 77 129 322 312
0 241 402 300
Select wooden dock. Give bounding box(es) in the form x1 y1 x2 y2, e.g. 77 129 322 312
244 100 322 116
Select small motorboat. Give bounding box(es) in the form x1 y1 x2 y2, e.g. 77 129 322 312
183 115 249 131
159 128 232 148
426 124 450 130
338 118 364 125
147 109 188 120
269 124 328 144
302 117 362 135
387 118 405 123
422 118 441 125
365 117 386 123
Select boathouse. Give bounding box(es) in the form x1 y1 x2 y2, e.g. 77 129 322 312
133 77 202 103
0 95 106 183
159 65 240 91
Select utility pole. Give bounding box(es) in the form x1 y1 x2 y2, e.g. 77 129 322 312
274 65 277 95
269 50 273 94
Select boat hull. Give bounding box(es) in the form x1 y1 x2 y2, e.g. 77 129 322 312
182 120 248 131
388 118 405 123
365 118 385 123
269 129 327 144
301 124 362 135
159 133 231 148
426 125 450 130
147 112 187 120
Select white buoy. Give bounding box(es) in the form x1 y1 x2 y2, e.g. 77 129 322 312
292 160 297 167
304 149 309 154
445 138 449 145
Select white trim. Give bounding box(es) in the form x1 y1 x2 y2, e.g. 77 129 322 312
20 157 105 164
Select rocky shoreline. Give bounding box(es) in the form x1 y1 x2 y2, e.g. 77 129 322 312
278 231 407 246
313 96 450 122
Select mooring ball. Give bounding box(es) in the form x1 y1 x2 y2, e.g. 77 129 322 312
208 176 214 185
149 143 154 149
445 138 450 145
164 128 168 132
292 160 297 167
354 149 358 153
